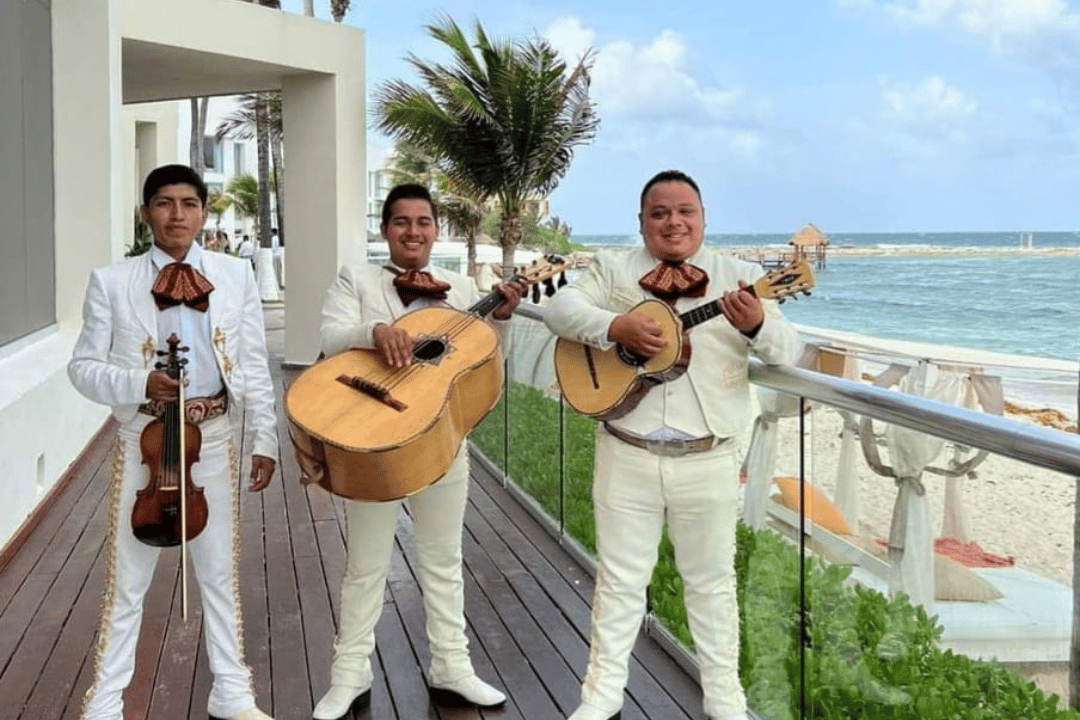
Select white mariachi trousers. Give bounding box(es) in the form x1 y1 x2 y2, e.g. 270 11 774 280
581 429 748 720
81 414 254 720
329 444 472 689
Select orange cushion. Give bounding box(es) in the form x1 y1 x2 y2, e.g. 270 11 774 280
773 477 853 536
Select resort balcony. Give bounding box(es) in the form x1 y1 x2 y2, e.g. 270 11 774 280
3 302 1080 720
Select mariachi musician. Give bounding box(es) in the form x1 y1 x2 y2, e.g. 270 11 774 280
68 164 278 720
311 184 527 720
544 170 800 720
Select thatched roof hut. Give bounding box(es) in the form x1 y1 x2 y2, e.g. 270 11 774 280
788 223 829 268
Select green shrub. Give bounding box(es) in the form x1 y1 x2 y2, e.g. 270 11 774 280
472 380 1079 719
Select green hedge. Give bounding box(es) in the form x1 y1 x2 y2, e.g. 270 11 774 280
473 380 1078 719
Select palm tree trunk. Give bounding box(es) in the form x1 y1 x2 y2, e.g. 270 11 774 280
1071 366 1080 708
466 233 477 280
302 0 313 15
189 97 208 176
499 205 521 281
255 93 279 300
271 136 285 248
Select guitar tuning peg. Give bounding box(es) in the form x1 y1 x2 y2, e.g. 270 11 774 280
557 271 567 288
544 277 555 297
531 284 540 304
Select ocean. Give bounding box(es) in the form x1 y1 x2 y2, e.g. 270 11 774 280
573 231 1080 363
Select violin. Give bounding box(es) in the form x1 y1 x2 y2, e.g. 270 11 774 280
131 333 209 547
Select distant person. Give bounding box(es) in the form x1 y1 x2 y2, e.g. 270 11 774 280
544 170 800 720
216 230 232 253
236 234 255 268
68 163 278 720
270 228 283 288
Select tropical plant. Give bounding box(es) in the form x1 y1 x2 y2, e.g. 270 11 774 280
330 0 349 22
216 92 284 250
373 14 599 278
224 174 260 234
126 207 153 257
207 191 232 231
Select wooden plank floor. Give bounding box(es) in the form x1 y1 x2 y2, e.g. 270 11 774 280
0 305 703 720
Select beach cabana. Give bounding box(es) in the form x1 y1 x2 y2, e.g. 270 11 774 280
789 222 830 268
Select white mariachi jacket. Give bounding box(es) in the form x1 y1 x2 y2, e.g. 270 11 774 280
68 249 278 460
543 246 801 439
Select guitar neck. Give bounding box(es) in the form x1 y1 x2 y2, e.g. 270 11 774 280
677 286 757 330
469 287 509 318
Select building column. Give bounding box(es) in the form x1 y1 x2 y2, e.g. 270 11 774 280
281 65 366 366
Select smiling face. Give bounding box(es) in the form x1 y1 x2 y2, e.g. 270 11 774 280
141 183 208 261
383 197 437 269
639 180 705 262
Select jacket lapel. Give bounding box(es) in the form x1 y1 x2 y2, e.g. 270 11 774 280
129 253 159 341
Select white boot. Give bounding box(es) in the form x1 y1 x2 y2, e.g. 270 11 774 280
566 702 621 720
429 673 505 707
312 684 371 720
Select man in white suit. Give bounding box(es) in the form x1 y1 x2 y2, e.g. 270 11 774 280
544 170 800 720
69 164 278 720
312 184 526 720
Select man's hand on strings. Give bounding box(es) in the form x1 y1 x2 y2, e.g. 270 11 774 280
608 311 668 358
373 323 416 368
720 280 764 335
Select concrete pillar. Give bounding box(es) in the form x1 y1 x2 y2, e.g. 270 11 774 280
53 0 124 328
281 65 365 366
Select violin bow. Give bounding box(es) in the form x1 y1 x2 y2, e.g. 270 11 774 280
178 368 190 622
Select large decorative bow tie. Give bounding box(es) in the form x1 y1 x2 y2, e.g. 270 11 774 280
151 262 215 312
638 260 709 302
390 268 451 306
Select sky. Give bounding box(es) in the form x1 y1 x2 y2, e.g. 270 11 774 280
280 0 1080 234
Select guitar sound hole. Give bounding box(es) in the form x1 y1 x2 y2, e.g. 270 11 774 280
413 338 446 362
616 345 647 367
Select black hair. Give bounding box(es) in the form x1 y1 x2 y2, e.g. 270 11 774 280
381 183 438 226
142 164 208 206
639 170 702 211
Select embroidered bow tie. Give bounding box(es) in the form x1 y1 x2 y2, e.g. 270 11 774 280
390 268 451 306
638 261 709 302
151 262 215 312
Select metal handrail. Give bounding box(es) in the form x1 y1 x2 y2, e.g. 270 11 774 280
750 361 1080 477
513 303 1080 477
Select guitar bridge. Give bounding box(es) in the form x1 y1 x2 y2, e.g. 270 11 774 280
336 374 408 412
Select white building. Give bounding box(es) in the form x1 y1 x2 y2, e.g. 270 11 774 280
0 0 367 549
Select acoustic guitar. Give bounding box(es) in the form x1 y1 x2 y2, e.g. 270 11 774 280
554 260 814 420
286 256 570 502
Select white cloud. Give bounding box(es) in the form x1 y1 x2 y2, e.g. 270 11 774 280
880 0 1076 38
870 76 978 157
544 17 757 130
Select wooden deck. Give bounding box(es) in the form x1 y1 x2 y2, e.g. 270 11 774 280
0 306 704 720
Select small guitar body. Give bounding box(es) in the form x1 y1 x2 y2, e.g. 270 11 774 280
554 299 686 420
554 259 815 419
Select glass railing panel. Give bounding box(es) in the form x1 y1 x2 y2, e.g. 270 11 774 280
481 312 1080 719
767 390 1079 720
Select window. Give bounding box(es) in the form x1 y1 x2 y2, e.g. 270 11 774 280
0 0 55 346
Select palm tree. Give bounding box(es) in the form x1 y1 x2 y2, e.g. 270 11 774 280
373 14 599 278
330 0 350 22
216 92 284 250
207 191 232 231
224 174 260 235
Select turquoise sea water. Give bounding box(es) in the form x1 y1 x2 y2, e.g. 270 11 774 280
574 231 1080 364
